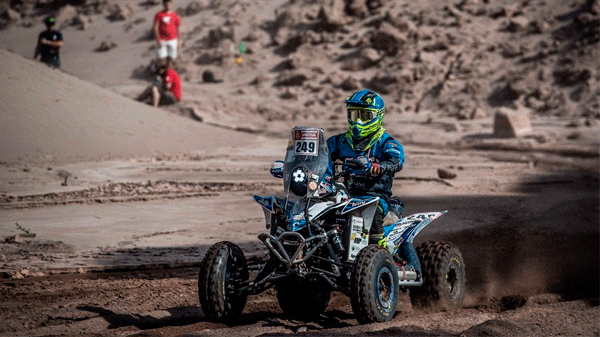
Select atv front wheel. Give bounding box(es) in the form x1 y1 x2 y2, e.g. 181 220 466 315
198 241 249 324
409 241 465 311
276 279 331 317
350 245 399 324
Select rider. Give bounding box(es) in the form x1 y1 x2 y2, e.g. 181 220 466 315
324 89 421 276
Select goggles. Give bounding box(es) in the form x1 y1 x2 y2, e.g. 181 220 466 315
347 108 378 123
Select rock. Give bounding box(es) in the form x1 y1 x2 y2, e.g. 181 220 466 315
336 76 361 91
77 267 86 274
56 4 77 28
208 26 235 48
5 234 25 243
493 107 533 138
2 7 21 22
499 43 524 58
73 14 92 30
202 70 215 83
196 49 225 65
341 48 380 70
469 107 487 119
20 269 30 277
179 0 205 17
109 4 134 21
552 68 591 86
488 82 523 107
274 7 303 28
280 89 298 100
365 70 412 95
462 319 528 336
182 107 202 122
566 131 581 140
0 270 12 279
383 12 419 35
499 295 527 311
96 41 117 52
317 0 347 31
503 15 530 32
438 168 457 179
423 41 448 52
347 0 369 18
368 22 408 56
274 71 309 86
585 118 598 127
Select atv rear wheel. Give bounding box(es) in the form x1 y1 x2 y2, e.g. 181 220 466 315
198 241 249 324
350 245 399 324
276 279 331 317
409 241 465 311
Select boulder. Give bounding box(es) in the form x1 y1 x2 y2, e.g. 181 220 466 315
180 0 206 17
317 0 346 31
109 4 134 21
493 107 533 138
347 0 369 18
368 22 408 56
208 26 235 48
552 68 591 86
438 168 457 179
274 71 309 86
96 41 117 52
2 7 21 22
502 15 530 32
56 4 77 28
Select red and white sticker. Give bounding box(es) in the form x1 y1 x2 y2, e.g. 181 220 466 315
293 130 319 156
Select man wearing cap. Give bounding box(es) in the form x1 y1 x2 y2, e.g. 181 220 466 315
34 16 63 68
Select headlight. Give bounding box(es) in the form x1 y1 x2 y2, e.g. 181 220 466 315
290 167 308 196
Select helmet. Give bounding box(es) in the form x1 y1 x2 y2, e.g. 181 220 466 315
345 89 385 140
44 16 56 26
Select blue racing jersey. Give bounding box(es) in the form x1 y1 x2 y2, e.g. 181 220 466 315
325 132 404 202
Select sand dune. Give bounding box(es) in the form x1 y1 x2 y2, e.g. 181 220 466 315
0 47 247 164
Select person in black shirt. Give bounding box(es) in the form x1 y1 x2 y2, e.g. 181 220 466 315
34 16 63 68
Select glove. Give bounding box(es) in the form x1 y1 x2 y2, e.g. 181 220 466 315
317 177 335 196
343 157 381 176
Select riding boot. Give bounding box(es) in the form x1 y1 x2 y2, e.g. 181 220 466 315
399 243 422 281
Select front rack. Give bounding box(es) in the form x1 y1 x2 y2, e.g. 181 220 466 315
258 231 328 269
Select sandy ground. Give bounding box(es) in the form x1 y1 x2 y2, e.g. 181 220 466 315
0 0 599 336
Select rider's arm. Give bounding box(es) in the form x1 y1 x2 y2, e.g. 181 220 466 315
323 135 341 179
375 138 404 174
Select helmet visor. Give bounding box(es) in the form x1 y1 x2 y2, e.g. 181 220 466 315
347 108 377 123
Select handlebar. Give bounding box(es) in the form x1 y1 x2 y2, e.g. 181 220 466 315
332 160 363 181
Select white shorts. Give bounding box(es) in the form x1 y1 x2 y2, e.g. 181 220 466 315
157 39 178 59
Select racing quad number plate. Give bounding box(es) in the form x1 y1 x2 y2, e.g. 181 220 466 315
293 129 318 156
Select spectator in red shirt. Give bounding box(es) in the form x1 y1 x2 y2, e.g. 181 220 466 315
154 0 181 65
137 57 182 107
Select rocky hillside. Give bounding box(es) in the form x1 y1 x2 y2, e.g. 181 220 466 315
2 0 598 123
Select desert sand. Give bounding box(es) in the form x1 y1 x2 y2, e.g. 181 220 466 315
0 0 598 336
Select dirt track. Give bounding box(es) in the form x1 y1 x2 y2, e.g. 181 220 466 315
1 140 598 336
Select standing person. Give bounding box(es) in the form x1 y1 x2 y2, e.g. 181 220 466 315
322 89 420 277
34 16 63 68
137 57 182 107
154 0 181 66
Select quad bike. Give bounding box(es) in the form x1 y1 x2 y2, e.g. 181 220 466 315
198 126 466 324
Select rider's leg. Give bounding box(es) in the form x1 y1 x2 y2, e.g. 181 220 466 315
369 200 388 246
